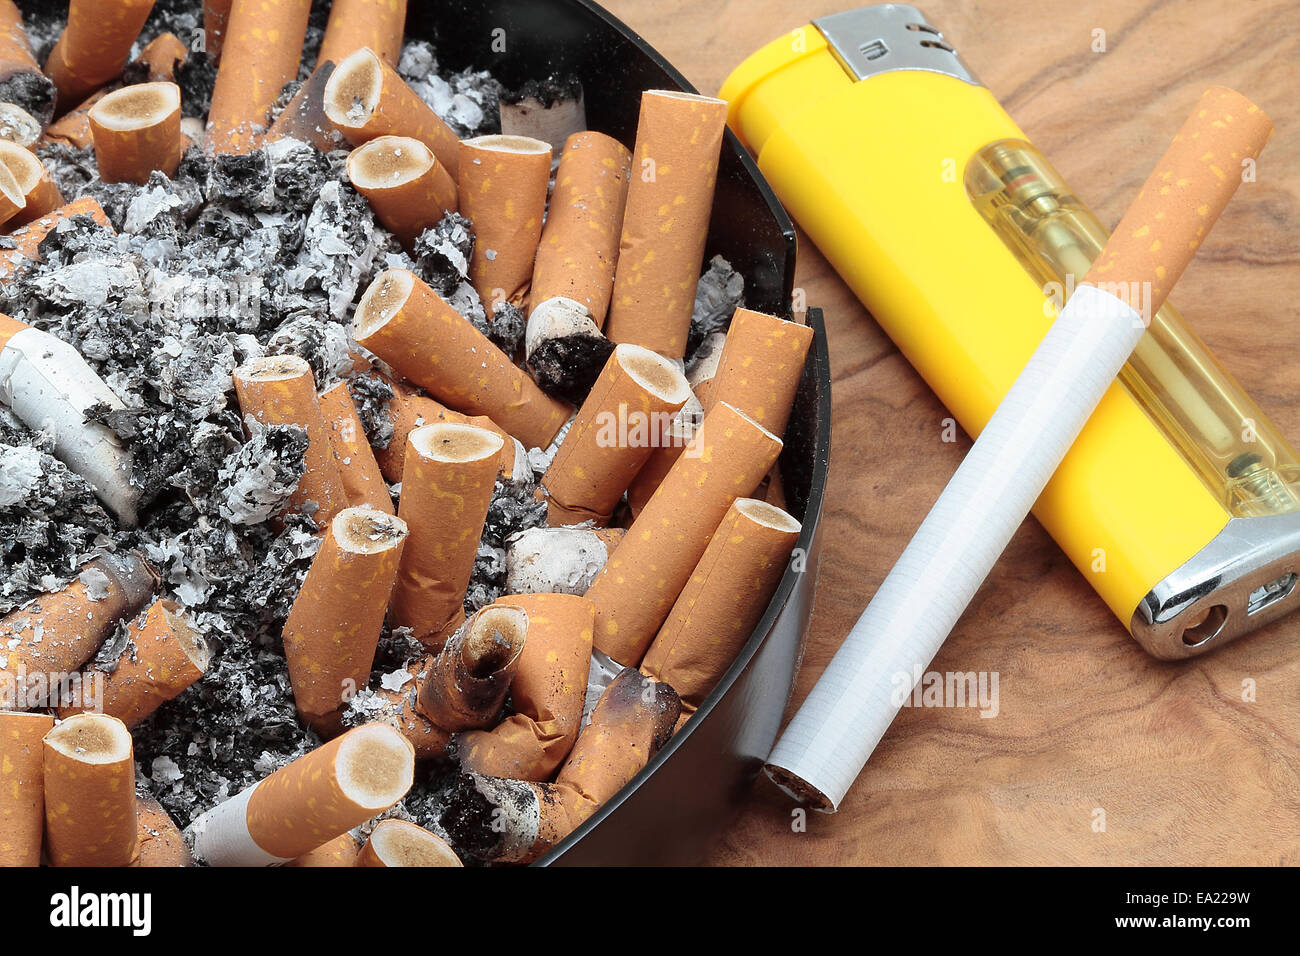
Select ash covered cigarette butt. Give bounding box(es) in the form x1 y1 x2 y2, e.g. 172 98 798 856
88 82 183 186
0 196 111 277
187 722 415 866
415 603 527 731
524 296 616 407
43 0 154 111
0 102 40 148
356 818 462 867
705 308 813 439
504 525 624 595
320 381 395 515
348 134 457 248
0 0 55 125
364 658 452 759
0 711 53 867
0 139 62 227
42 713 139 867
318 0 409 69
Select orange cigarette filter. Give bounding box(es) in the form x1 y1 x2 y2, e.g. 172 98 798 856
587 401 782 666
233 354 350 528
390 422 504 648
319 381 394 515
135 32 188 83
44 0 154 110
641 497 800 717
704 308 813 439
605 90 729 359
458 593 593 781
370 659 452 759
356 818 462 867
56 599 209 728
0 711 53 867
458 134 551 309
134 793 193 867
530 131 633 325
0 196 111 278
415 603 527 731
542 343 692 526
0 552 156 711
206 0 312 154
285 831 361 867
354 269 572 449
324 47 461 179
0 0 54 124
282 508 408 734
203 0 234 61
624 409 698 517
266 61 343 152
0 140 62 228
318 0 408 69
348 135 457 248
42 713 139 867
88 82 183 186
373 383 515 484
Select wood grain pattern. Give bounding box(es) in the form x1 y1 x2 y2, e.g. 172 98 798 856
600 0 1300 865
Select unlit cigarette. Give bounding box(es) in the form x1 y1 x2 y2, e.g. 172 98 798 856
187 723 415 866
233 354 350 528
43 0 154 110
641 498 800 718
266 61 343 152
348 135 457 248
134 793 193 867
587 401 781 665
459 593 593 781
206 0 312 154
606 90 728 358
0 140 62 227
285 831 361 867
42 713 138 867
0 197 111 277
542 343 691 525
354 269 572 449
530 131 632 325
0 552 156 711
390 423 503 648
767 87 1274 812
0 711 53 867
458 134 551 309
357 818 462 867
0 103 40 149
0 1 55 125
505 525 624 596
203 0 234 61
282 508 408 733
318 0 408 69
324 46 461 179
704 308 813 438
415 604 527 731
88 81 182 186
319 381 394 515
56 599 208 728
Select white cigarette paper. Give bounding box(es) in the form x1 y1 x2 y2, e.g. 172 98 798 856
768 285 1144 811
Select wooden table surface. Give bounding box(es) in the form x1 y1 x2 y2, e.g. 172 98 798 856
600 0 1300 865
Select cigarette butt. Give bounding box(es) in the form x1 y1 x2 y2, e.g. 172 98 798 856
206 0 312 154
133 793 193 867
0 711 53 867
704 308 813 439
529 131 632 326
523 296 616 407
415 604 527 731
187 723 415 866
1084 86 1273 315
324 47 461 180
282 508 408 733
88 82 182 186
319 381 394 515
0 196 111 277
42 713 138 867
355 269 572 450
0 103 40 149
318 0 408 69
459 593 593 781
458 134 551 309
605 90 728 358
55 599 209 728
0 155 21 225
640 498 800 715
266 60 343 152
504 525 624 596
0 552 156 710
541 343 692 526
624 409 698 517
43 0 154 110
356 818 462 867
203 0 234 61
390 423 504 647
348 135 457 248
0 1 54 125
372 382 516 484
285 831 361 867
587 401 782 666
0 139 62 227
369 660 452 759
446 668 678 863
134 32 188 83
233 354 350 528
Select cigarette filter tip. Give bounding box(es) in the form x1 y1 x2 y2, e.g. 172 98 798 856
356 818 462 867
42 712 139 867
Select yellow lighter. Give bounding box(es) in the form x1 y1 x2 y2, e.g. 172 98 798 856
721 3 1300 658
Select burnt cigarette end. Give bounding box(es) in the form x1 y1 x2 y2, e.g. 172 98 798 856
44 711 133 763
438 771 539 863
764 763 835 813
335 723 417 810
161 601 212 674
498 75 586 155
0 73 55 128
0 102 40 148
355 267 414 336
461 604 527 677
235 353 313 384
526 297 616 406
605 667 682 749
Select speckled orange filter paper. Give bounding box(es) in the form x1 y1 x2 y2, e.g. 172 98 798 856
44 0 154 108
206 0 313 154
41 89 105 150
705 308 813 438
372 381 515 484
587 401 783 665
605 90 729 358
134 793 193 867
0 711 53 867
318 0 408 69
319 381 394 514
349 135 458 248
42 713 139 867
267 61 341 152
1084 86 1273 316
285 831 361 867
203 0 234 61
370 659 452 758
89 82 183 185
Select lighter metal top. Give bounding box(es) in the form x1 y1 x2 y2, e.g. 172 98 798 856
813 4 980 86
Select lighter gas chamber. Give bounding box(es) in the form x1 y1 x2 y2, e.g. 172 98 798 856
721 2 1300 657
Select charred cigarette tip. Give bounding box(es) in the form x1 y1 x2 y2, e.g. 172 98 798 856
354 268 413 337
160 600 212 673
462 604 527 677
763 762 835 813
234 353 314 383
